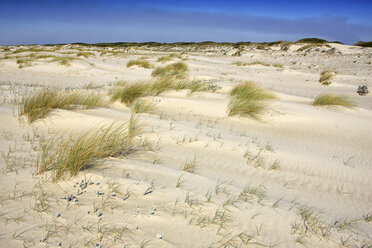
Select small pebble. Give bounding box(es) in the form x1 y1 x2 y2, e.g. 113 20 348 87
96 182 100 185
56 213 61 217
111 192 116 197
156 234 163 239
97 191 104 196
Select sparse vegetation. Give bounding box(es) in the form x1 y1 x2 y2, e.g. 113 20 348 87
126 59 152 69
110 82 151 105
233 61 283 68
319 70 337 85
131 99 155 113
157 53 182 62
77 52 94 58
37 118 140 180
228 82 276 119
151 62 188 79
51 56 78 66
312 94 354 108
110 78 217 106
20 89 105 122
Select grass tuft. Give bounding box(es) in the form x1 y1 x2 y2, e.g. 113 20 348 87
319 70 337 85
20 89 105 122
228 82 276 119
37 118 140 180
110 82 151 105
126 59 152 69
151 62 188 79
312 94 354 108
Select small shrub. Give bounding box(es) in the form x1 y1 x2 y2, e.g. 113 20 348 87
319 70 337 85
151 62 188 79
353 41 372 48
228 82 276 119
127 59 152 69
312 94 354 108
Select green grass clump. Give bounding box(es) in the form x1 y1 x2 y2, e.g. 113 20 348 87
228 82 276 119
77 52 94 58
127 59 152 69
110 82 151 105
110 77 217 105
51 56 78 66
312 94 354 108
151 62 188 79
20 90 105 122
37 118 140 180
319 70 337 85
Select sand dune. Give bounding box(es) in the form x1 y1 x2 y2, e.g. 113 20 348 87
0 43 371 247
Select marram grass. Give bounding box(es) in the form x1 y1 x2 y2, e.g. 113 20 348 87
312 94 354 108
319 70 337 85
110 78 216 105
151 62 188 79
20 89 105 122
37 118 140 180
228 82 276 119
127 59 152 69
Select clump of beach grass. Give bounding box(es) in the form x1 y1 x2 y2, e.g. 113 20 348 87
312 94 354 108
319 70 337 85
51 56 78 66
110 82 151 105
20 89 105 122
77 52 94 58
37 118 140 180
151 62 188 79
228 82 276 119
127 59 152 69
110 77 217 106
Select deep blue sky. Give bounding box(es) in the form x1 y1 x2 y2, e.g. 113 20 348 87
1 0 371 45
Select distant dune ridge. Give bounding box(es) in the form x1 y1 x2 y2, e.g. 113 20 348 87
0 39 371 248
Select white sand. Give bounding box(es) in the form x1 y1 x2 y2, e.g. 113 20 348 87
0 43 371 247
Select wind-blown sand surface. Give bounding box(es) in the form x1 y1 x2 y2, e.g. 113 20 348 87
0 43 371 247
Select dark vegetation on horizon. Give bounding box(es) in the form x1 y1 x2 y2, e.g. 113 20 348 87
32 38 349 48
